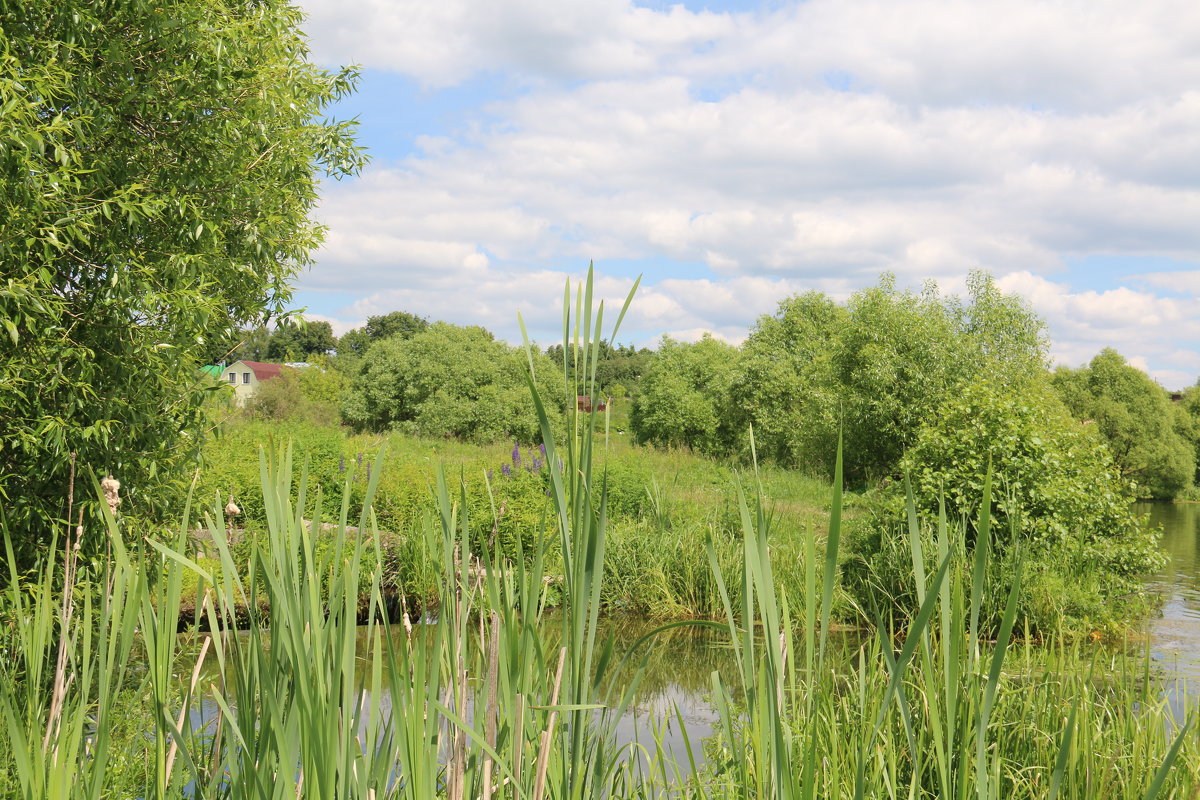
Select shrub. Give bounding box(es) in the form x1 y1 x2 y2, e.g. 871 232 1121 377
847 378 1163 634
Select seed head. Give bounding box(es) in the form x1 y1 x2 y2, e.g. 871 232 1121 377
101 475 121 516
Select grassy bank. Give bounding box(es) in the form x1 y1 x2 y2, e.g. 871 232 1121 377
188 416 857 623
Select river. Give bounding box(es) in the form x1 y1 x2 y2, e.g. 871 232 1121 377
1140 501 1200 719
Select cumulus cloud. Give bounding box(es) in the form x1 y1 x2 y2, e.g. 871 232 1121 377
295 0 1200 385
997 272 1200 387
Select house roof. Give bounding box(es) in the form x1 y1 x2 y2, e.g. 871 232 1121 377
234 360 289 382
200 364 223 377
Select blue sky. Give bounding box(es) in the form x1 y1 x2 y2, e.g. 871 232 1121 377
294 0 1200 388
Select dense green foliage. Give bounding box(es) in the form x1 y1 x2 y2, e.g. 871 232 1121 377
727 291 844 469
242 362 348 426
633 272 1049 484
848 378 1163 633
1052 349 1195 499
340 322 563 443
336 310 430 359
0 0 363 551
546 340 654 398
630 334 740 455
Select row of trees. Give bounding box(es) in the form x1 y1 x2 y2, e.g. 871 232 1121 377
231 311 651 442
631 272 1199 501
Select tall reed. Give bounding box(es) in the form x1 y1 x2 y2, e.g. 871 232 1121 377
1 269 1196 798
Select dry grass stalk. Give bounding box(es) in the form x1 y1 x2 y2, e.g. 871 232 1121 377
482 610 500 800
164 634 212 784
43 514 82 757
532 646 567 800
513 693 526 790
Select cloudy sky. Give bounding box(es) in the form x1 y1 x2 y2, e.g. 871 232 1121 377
294 0 1200 389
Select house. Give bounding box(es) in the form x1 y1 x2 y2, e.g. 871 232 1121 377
207 360 291 406
576 395 609 413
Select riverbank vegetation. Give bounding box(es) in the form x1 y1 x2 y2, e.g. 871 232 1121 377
182 270 1172 636
2 276 1196 796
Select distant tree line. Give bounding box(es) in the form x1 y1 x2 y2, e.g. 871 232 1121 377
217 272 1200 510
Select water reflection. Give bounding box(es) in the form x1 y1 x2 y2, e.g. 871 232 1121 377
1138 502 1200 718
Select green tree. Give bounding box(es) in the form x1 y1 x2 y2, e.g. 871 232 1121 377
1052 349 1194 499
0 0 364 550
341 323 561 443
731 272 1047 482
337 311 430 358
266 318 336 361
729 291 845 470
630 335 740 456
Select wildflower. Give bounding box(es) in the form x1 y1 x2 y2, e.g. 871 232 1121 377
512 441 521 466
539 443 546 458
532 458 542 472
487 469 494 482
339 454 346 474
100 475 121 516
501 463 511 477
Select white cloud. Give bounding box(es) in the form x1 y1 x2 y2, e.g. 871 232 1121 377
296 0 1200 384
300 0 732 87
997 271 1200 387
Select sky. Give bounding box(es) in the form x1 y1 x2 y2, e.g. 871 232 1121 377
292 0 1200 389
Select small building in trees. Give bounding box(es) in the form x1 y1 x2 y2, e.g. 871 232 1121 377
209 360 292 406
576 395 609 412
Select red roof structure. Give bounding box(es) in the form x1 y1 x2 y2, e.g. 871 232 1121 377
240 361 288 382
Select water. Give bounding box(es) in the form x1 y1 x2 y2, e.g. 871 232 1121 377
175 508 1200 775
1139 502 1200 717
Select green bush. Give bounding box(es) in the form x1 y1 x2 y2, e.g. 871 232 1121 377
1052 349 1195 499
847 378 1163 635
341 322 563 443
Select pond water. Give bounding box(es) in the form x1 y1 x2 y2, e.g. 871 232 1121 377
178 505 1200 774
1139 501 1200 718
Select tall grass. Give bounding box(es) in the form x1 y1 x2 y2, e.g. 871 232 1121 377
1 268 1196 798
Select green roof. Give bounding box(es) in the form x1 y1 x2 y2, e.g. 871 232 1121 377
200 364 224 377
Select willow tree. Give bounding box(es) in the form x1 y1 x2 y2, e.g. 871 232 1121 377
0 0 364 552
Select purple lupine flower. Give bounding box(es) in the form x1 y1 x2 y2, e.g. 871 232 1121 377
487 469 494 482
357 452 363 468
501 463 511 477
366 463 372 482
532 458 542 472
512 441 521 466
539 443 546 457
339 455 346 474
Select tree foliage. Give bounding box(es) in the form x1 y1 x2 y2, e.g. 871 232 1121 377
337 311 430 358
728 292 844 469
243 363 347 426
545 341 654 397
0 0 363 547
630 335 740 456
266 319 336 362
340 323 562 443
727 271 1048 482
884 377 1164 630
1052 349 1194 499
